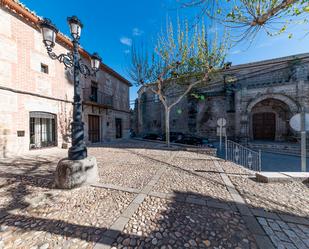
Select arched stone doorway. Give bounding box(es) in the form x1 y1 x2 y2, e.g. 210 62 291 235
248 97 298 141
252 112 276 140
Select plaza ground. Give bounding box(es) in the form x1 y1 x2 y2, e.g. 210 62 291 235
0 140 308 249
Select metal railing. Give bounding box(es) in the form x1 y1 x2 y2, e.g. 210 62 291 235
83 88 113 107
225 139 261 171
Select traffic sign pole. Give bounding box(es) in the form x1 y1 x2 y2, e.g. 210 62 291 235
290 111 308 172
219 125 222 150
217 118 226 152
300 108 307 172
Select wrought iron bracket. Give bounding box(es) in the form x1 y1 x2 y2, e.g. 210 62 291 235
46 47 97 77
78 59 97 78
46 47 73 70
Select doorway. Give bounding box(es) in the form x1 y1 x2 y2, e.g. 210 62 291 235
115 118 122 139
253 113 276 140
88 115 100 143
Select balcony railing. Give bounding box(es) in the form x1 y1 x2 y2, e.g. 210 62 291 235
83 88 113 107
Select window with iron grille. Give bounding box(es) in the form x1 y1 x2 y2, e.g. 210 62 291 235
29 112 56 149
90 81 98 102
41 63 49 74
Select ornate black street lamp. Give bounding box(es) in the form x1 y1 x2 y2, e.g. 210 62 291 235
39 16 101 189
40 17 101 160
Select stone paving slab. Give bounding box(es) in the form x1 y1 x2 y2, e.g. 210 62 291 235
281 172 309 182
256 172 293 183
257 216 309 249
279 214 309 226
251 208 281 220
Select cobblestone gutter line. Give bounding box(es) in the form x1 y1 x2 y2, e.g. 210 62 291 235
213 160 276 249
93 151 178 249
148 191 238 212
91 183 140 194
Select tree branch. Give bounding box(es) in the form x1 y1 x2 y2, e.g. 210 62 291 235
150 80 168 106
168 76 207 110
251 0 299 26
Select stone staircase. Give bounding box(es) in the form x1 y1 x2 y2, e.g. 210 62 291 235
248 142 309 156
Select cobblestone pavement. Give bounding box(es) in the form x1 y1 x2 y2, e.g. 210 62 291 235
94 148 161 189
152 167 233 203
219 161 309 217
0 140 308 249
114 196 257 249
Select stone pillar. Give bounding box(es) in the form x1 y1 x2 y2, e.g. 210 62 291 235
234 88 243 140
240 113 249 144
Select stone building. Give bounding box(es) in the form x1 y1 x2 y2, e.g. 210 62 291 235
0 0 131 158
136 53 309 143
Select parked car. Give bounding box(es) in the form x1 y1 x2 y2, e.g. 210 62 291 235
159 132 185 142
129 129 136 138
175 135 214 147
142 133 160 140
175 135 203 146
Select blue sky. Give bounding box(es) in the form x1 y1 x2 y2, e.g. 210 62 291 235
21 0 309 106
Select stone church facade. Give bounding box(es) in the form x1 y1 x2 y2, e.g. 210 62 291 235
135 53 309 143
0 0 131 158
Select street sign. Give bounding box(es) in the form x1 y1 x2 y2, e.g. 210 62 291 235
217 118 226 127
289 113 309 132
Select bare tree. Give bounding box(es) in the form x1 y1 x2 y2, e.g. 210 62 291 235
176 0 309 41
128 21 228 146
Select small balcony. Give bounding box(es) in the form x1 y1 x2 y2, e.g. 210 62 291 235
83 88 113 107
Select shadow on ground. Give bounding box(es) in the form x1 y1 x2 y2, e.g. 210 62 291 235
0 142 308 248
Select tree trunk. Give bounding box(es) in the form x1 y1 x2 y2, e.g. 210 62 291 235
165 107 170 147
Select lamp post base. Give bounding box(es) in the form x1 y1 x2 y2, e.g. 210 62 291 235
68 144 87 160
55 156 98 189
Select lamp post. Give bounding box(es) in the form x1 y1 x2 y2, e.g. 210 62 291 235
40 17 101 188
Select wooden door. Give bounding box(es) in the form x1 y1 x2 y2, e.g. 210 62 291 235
115 118 122 139
88 115 100 143
253 113 276 140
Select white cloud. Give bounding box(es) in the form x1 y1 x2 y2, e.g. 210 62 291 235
208 26 218 34
230 50 242 55
257 42 271 48
133 28 144 36
120 37 132 46
124 49 130 54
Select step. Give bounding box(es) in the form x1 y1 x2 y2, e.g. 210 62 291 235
256 172 309 183
248 143 309 156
